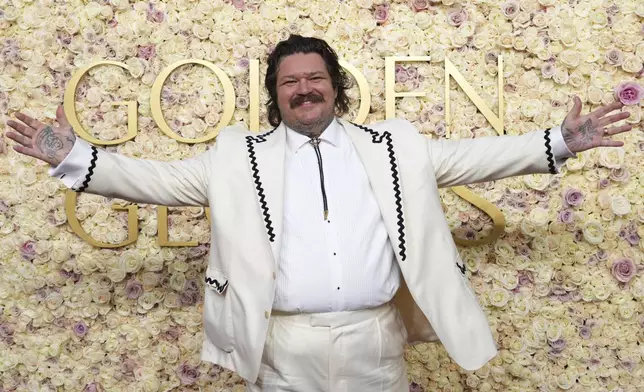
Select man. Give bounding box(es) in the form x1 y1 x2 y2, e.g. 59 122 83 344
5 35 632 391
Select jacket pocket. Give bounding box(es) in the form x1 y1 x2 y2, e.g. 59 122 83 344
203 266 234 353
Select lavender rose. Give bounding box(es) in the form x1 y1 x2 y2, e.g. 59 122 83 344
558 209 575 224
447 8 467 26
579 325 592 339
82 383 101 392
563 188 584 208
611 258 637 283
124 281 143 299
614 82 644 105
73 320 88 338
549 339 566 354
409 382 424 392
177 363 200 385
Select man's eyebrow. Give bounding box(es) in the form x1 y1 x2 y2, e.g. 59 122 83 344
280 71 325 80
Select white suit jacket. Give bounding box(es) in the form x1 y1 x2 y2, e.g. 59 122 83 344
63 118 567 382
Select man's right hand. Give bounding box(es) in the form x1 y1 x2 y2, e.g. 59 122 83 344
5 105 76 166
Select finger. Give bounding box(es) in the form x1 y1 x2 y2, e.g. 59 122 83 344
603 123 633 136
599 139 624 147
56 105 70 127
5 131 33 148
14 112 45 131
13 145 44 160
598 111 630 127
566 96 582 120
592 101 623 118
6 119 35 138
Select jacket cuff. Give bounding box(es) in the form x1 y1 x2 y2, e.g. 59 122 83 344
544 126 576 174
48 138 97 191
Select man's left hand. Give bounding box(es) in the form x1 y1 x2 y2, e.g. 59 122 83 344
561 96 633 153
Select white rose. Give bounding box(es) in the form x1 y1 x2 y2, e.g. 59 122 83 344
610 196 631 216
520 99 542 118
582 221 604 245
489 287 510 307
598 148 624 169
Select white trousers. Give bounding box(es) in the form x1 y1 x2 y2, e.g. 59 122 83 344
246 302 409 392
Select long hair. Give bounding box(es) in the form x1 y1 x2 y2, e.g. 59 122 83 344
264 34 352 127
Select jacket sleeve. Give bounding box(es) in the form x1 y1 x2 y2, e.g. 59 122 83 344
49 137 215 207
426 125 575 189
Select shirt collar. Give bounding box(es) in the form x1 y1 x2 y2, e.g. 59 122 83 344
286 118 341 154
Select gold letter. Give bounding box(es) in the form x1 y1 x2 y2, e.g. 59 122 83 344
249 59 260 132
65 190 138 248
339 60 371 124
157 207 198 247
444 56 504 137
150 59 236 143
385 56 432 120
443 56 506 245
63 61 138 146
450 186 506 246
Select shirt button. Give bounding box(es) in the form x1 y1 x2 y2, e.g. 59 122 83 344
273 272 276 280
265 311 270 319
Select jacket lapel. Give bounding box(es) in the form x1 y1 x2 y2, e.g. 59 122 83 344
340 119 407 264
245 124 286 264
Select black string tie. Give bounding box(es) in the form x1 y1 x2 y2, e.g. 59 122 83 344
309 138 329 220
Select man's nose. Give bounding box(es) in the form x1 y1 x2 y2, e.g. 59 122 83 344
295 79 312 94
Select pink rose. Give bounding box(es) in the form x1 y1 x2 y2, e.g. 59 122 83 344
374 4 390 25
146 10 165 23
137 44 156 61
614 82 644 105
20 241 36 260
231 0 245 10
612 258 636 283
447 8 468 26
410 0 429 12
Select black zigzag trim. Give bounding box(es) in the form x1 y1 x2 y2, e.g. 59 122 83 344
352 123 407 261
457 262 466 275
76 146 98 193
205 276 229 294
246 128 278 242
543 128 556 175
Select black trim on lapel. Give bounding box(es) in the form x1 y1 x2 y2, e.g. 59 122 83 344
543 128 556 174
76 146 98 193
351 123 407 262
246 128 278 242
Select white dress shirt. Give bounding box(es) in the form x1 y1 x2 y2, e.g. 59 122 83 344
49 119 574 314
274 119 400 312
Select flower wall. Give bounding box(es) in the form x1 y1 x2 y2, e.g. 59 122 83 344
0 0 643 391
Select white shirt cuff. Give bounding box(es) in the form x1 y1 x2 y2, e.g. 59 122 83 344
48 137 94 190
548 125 575 169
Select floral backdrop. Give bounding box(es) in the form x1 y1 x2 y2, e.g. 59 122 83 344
0 0 643 391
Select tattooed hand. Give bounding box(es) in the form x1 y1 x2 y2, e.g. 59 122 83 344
561 96 633 153
5 105 76 166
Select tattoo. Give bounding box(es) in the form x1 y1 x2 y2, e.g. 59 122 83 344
36 126 64 159
577 119 595 144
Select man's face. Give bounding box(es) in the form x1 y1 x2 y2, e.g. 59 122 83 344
276 53 337 135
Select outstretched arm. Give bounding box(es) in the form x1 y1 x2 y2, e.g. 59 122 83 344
428 98 632 189
6 106 211 207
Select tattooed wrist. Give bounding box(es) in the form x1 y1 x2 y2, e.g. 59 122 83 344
35 126 74 164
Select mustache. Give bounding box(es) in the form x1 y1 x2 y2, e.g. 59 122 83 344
290 93 324 108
